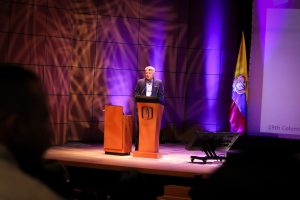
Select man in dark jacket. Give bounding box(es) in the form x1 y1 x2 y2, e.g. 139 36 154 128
133 66 165 150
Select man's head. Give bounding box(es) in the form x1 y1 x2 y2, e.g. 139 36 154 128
144 66 155 81
0 63 51 171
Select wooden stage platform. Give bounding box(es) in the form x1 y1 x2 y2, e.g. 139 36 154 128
44 143 222 178
43 138 300 200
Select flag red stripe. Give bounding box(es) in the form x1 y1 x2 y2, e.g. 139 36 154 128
229 101 245 134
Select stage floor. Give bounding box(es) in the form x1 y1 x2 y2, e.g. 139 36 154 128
44 143 222 178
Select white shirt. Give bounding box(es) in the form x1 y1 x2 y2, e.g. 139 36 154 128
146 80 153 96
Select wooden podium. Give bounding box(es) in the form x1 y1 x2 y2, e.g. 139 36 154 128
104 105 133 155
133 96 164 158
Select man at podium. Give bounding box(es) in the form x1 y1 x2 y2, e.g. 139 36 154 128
134 66 164 102
134 66 165 150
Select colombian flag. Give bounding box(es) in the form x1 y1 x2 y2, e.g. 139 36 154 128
229 32 248 134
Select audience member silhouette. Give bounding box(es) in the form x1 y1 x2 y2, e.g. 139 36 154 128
0 63 65 199
112 169 153 200
189 135 300 199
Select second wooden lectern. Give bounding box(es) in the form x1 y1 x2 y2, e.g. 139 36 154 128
133 96 164 158
104 105 133 155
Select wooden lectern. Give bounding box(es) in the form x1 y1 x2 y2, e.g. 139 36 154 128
104 105 133 155
133 96 164 158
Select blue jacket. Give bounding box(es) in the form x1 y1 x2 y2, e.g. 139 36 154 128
134 78 165 103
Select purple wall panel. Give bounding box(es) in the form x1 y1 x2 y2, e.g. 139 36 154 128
140 0 180 21
70 67 94 94
162 72 176 98
7 34 32 64
138 45 178 72
219 75 233 101
73 13 97 41
48 0 73 9
164 98 185 123
43 66 70 95
97 0 139 18
48 95 69 123
92 95 109 122
1 0 250 143
217 99 231 131
95 43 138 69
97 16 139 44
50 123 69 145
71 0 98 14
221 26 240 51
0 2 10 32
69 94 94 122
9 4 47 35
93 69 108 95
101 68 137 96
187 49 221 75
73 40 96 68
67 121 103 142
46 8 73 38
0 33 8 63
185 99 218 132
139 19 179 47
46 37 73 66
186 74 219 100
31 36 46 65
219 51 236 76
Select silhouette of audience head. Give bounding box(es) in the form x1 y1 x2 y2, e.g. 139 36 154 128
0 63 51 173
0 63 67 199
112 169 153 200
